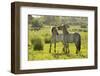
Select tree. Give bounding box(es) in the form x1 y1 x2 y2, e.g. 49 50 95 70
28 15 32 24
43 16 61 26
32 18 41 27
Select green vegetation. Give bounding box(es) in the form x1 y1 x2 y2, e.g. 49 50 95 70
31 35 44 50
28 26 88 60
28 15 88 61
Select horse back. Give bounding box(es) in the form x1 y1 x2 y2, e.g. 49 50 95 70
67 33 81 43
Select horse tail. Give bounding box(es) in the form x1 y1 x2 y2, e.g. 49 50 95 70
78 34 81 51
74 33 81 52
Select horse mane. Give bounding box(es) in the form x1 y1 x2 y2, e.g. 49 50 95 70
51 27 59 35
63 24 69 34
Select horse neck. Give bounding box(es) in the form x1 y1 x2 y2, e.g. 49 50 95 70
63 28 69 34
52 29 59 36
55 30 59 35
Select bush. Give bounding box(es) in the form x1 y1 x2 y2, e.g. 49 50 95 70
78 29 82 32
81 25 87 28
83 29 87 32
31 36 44 50
44 36 51 43
42 32 51 43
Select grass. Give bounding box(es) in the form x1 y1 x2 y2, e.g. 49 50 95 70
28 26 88 61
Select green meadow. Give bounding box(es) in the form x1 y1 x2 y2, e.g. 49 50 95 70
28 26 88 61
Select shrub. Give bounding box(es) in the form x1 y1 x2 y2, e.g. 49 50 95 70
81 25 87 28
44 36 51 43
43 32 51 43
83 29 87 32
31 36 44 50
78 29 82 32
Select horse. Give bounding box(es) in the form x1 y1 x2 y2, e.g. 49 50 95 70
49 26 64 53
60 24 81 54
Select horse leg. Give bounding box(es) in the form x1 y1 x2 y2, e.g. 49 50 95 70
65 45 68 54
49 38 53 53
63 47 65 53
54 41 56 53
49 40 52 53
67 44 70 54
62 43 66 54
66 43 69 53
64 43 67 54
62 42 65 53
65 42 69 55
75 42 79 54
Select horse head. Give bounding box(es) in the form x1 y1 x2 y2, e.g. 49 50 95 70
58 24 69 34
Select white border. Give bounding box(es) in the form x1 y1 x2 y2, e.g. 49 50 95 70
20 6 95 70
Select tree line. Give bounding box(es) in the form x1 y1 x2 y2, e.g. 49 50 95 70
28 15 88 28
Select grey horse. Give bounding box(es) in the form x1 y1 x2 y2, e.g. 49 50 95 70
49 27 63 53
60 24 81 54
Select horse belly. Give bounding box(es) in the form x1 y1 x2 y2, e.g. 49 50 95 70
56 35 63 42
68 34 74 43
